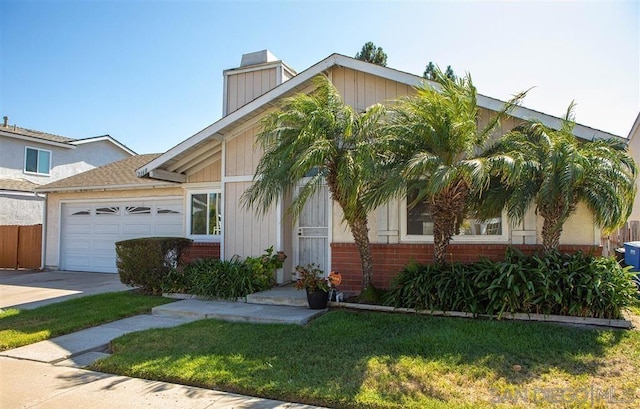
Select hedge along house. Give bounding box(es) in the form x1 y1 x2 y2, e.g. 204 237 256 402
39 51 619 291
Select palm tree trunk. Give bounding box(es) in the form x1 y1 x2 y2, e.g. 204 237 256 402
430 180 469 265
540 200 574 253
348 217 374 290
541 216 562 252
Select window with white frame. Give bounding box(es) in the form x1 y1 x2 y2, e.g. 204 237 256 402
188 191 222 238
403 189 506 241
24 147 51 175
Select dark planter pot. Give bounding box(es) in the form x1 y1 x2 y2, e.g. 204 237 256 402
306 288 329 309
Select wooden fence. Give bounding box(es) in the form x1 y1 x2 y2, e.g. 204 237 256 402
601 220 639 257
0 224 42 269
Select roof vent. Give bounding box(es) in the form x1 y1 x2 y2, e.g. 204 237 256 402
240 50 278 67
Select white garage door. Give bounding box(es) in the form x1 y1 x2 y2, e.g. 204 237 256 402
61 199 184 273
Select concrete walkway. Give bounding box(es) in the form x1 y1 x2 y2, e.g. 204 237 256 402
0 357 325 408
1 300 325 365
0 272 329 408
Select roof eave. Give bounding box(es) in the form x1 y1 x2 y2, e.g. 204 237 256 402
35 181 179 193
0 130 75 149
71 135 137 155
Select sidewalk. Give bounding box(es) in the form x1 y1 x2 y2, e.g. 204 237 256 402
0 356 325 408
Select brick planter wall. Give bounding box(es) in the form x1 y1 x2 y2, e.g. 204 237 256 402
331 243 602 293
181 242 221 264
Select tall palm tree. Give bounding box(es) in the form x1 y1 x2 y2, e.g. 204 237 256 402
369 68 525 265
241 75 385 290
480 103 637 252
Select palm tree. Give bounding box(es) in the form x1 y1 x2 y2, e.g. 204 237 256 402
241 75 385 290
480 103 637 252
369 68 525 265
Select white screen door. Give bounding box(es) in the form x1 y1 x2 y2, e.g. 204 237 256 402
294 183 329 274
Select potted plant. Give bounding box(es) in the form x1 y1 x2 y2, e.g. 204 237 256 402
294 264 329 309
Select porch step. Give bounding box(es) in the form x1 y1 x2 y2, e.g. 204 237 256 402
245 285 308 307
152 299 324 325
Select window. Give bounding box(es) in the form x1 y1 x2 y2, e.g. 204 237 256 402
189 191 222 237
403 190 506 241
24 147 51 175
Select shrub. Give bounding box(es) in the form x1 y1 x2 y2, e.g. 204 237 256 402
162 247 282 299
116 237 192 295
183 257 256 299
384 249 637 319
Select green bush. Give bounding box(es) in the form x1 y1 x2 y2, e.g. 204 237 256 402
384 249 638 319
161 247 281 299
116 237 192 295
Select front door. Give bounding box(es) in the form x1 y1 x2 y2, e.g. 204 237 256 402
294 183 330 275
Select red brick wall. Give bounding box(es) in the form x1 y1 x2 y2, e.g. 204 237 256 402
181 242 221 264
331 243 602 293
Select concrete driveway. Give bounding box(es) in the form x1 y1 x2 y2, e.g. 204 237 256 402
0 270 130 310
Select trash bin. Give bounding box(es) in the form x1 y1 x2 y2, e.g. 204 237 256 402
623 242 640 272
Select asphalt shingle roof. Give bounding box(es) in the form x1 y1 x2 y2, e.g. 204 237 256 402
0 124 76 144
0 178 39 192
36 154 167 192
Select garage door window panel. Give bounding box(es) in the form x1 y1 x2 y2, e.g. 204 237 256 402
96 207 120 215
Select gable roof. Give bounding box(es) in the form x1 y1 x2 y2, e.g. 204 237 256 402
35 154 175 193
0 124 136 155
137 53 622 180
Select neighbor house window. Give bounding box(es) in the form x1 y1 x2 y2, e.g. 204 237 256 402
403 189 506 241
189 191 222 237
24 147 51 175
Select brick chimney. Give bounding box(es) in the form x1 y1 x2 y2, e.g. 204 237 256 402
222 50 296 116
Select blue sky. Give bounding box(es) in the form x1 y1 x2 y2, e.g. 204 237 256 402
1 0 638 154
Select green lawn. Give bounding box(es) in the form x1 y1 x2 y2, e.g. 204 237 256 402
91 309 640 409
0 291 174 351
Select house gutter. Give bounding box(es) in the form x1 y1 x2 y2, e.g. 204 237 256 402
35 182 178 193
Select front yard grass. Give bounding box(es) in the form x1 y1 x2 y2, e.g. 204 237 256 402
0 291 174 351
91 309 640 409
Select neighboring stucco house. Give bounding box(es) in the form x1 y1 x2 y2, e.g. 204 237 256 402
0 118 135 225
38 51 621 291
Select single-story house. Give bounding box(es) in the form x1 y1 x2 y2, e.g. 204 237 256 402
37 50 619 291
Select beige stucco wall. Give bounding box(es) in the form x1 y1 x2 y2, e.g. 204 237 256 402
0 194 43 225
44 187 183 269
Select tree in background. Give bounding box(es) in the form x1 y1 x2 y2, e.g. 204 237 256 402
424 62 455 80
355 42 388 66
